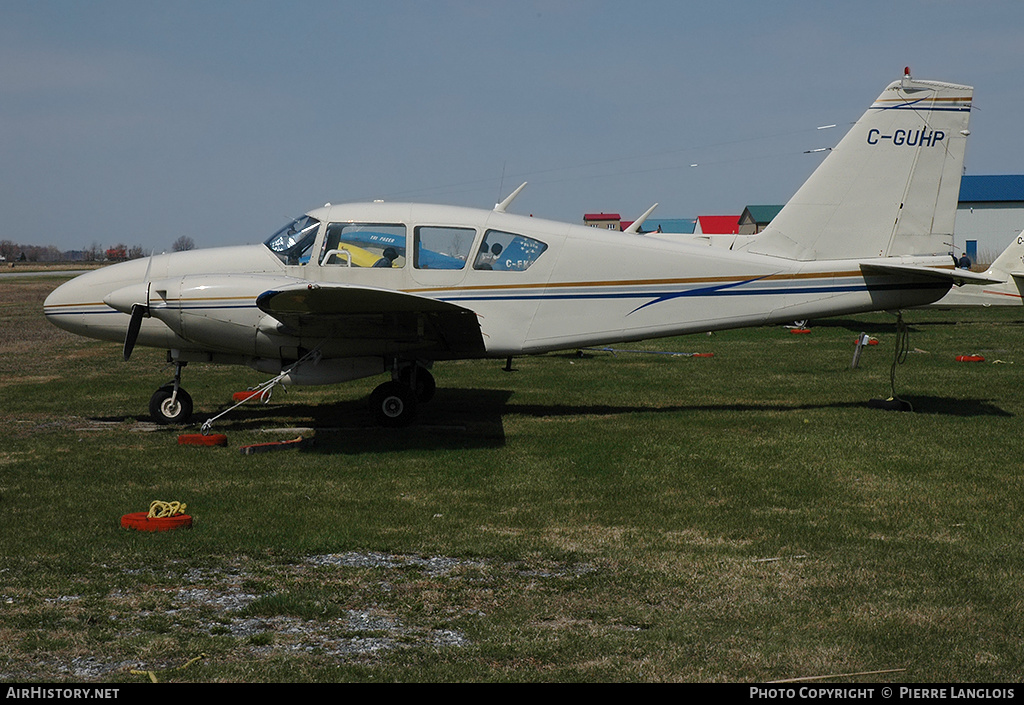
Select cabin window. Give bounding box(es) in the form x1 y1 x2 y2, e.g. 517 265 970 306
473 230 548 271
414 226 476 270
264 216 320 265
319 223 407 268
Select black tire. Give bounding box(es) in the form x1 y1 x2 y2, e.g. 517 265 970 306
370 381 417 427
398 366 436 403
149 387 194 425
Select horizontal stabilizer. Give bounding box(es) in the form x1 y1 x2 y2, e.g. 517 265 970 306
860 262 1004 286
1010 272 1024 297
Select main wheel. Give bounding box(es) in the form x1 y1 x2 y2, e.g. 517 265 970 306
149 387 194 425
370 381 417 427
398 366 436 403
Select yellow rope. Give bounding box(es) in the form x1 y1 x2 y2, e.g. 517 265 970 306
147 500 187 518
131 654 206 682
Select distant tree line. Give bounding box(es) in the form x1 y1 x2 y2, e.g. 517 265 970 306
0 240 68 262
0 237 196 262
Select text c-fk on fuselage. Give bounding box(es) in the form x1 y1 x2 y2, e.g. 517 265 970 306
44 71 999 427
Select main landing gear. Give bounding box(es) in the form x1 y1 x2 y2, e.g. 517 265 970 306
369 363 435 427
143 359 436 428
149 361 193 425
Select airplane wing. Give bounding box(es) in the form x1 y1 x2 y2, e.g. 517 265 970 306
256 284 486 358
860 263 1005 286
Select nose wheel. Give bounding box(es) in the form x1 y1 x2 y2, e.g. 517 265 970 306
148 361 193 425
149 386 194 424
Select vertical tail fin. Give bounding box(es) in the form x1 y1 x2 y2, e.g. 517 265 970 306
984 235 1024 278
743 72 973 261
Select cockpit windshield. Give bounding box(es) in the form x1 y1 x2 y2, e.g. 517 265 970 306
264 215 320 265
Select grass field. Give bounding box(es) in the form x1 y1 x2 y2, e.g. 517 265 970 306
2 275 1023 683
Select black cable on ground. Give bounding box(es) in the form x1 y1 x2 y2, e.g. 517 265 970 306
869 311 913 412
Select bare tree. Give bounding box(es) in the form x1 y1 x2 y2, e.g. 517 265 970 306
172 236 196 252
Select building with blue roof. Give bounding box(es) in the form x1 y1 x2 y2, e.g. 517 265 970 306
956 175 1024 265
644 218 696 234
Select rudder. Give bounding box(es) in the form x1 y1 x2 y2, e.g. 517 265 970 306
742 71 972 261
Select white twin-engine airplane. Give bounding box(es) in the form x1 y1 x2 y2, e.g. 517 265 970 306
44 71 1000 428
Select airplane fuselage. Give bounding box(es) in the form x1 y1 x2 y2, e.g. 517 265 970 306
45 201 952 382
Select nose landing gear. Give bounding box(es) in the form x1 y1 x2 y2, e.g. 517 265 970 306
149 361 193 424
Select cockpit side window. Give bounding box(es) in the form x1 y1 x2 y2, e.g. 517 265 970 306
319 223 407 268
414 226 476 270
474 229 548 271
264 216 320 265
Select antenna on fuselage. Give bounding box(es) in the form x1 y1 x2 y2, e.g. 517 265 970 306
494 182 528 213
623 203 659 234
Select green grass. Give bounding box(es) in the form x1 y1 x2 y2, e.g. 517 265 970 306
2 276 1024 682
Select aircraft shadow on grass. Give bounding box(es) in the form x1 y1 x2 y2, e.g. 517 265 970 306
892 396 1012 417
235 389 1016 453
504 397 1012 419
303 388 512 453
92 390 512 452
89 390 1010 455
808 317 1024 334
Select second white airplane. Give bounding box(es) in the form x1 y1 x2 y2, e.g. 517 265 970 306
44 70 998 427
932 235 1024 307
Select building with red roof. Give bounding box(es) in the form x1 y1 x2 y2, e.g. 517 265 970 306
693 215 740 235
583 213 622 230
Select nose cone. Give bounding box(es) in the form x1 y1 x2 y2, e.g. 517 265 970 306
42 261 149 342
43 272 113 334
42 278 73 313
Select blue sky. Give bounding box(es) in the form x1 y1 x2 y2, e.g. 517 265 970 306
4 1 1024 252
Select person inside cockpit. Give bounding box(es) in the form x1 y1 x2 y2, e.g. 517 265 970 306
374 247 399 268
475 242 503 269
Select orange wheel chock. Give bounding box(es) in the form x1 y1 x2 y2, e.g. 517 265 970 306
120 511 192 532
177 434 227 446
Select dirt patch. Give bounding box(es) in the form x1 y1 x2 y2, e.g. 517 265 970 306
0 551 594 682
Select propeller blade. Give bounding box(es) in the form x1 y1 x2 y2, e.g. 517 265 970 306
123 303 148 361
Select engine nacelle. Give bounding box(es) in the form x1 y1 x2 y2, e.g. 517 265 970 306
143 273 301 355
